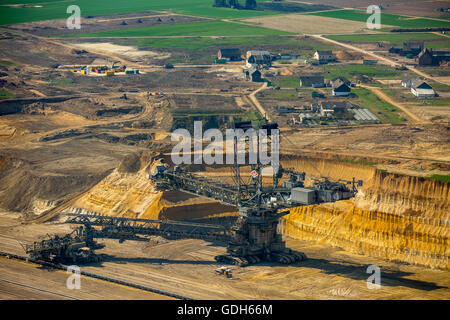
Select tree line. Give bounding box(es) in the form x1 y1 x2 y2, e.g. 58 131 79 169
213 0 258 10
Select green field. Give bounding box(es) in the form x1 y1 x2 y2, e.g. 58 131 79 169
0 0 279 25
270 77 301 89
60 20 293 38
326 33 449 48
322 64 404 80
0 89 15 99
353 88 405 123
307 10 450 29
427 174 450 182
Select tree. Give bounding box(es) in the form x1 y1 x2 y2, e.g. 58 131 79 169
228 0 239 8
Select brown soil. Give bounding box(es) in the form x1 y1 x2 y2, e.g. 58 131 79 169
292 0 450 18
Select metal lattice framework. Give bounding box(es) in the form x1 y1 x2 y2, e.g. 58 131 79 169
64 213 231 243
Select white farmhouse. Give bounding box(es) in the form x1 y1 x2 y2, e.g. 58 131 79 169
411 80 435 98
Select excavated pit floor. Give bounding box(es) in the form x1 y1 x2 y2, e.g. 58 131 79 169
0 212 448 300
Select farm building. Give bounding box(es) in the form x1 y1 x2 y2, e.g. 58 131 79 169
246 50 272 68
389 41 424 56
299 75 324 87
331 79 351 96
245 67 262 82
217 48 241 61
276 53 294 60
363 59 378 65
416 48 450 66
331 76 351 87
417 48 437 66
246 50 270 60
433 50 450 64
276 107 296 114
351 109 379 122
313 50 335 63
319 101 355 115
402 76 418 88
410 80 435 97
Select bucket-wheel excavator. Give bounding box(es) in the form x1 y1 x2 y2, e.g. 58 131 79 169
149 121 361 266
26 122 362 267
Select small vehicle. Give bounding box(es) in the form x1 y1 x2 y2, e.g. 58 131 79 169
215 266 232 278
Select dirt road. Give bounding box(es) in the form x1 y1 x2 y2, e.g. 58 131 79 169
359 84 430 124
248 82 270 121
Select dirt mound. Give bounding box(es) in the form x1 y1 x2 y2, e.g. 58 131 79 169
0 156 107 213
335 50 364 61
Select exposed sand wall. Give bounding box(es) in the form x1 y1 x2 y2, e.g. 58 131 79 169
281 157 449 270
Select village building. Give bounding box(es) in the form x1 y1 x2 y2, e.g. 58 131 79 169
410 80 435 97
363 59 378 65
217 48 241 61
313 50 335 63
415 48 450 66
245 67 262 82
246 50 272 68
331 79 351 96
299 75 324 88
331 76 351 87
389 41 424 56
401 76 417 88
319 101 353 116
417 48 437 66
432 50 450 64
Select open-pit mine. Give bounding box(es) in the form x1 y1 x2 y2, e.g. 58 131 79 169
0 2 449 302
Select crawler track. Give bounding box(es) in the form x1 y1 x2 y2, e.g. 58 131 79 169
0 277 81 300
0 250 195 300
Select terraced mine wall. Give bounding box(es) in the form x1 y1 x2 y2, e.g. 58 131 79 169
0 97 77 115
280 157 449 270
6 148 446 269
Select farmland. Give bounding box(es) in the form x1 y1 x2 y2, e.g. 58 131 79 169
326 33 449 48
352 87 406 123
242 13 368 35
59 20 294 38
131 35 302 51
307 10 450 29
321 64 408 80
0 0 279 25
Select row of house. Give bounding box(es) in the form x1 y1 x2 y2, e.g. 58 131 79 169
388 42 450 66
218 48 337 65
